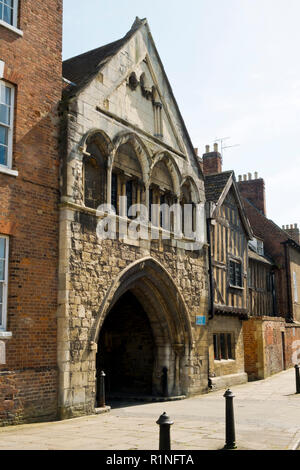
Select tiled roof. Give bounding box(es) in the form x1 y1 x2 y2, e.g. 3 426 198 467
204 171 233 203
248 246 274 265
242 197 300 253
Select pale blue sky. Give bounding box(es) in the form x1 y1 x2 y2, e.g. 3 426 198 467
63 0 300 229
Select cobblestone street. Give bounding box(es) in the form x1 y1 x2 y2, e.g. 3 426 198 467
0 368 299 450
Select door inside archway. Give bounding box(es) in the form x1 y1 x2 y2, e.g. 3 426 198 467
97 290 155 400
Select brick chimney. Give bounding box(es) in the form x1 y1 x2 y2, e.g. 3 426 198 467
237 172 267 216
282 224 300 244
202 144 222 175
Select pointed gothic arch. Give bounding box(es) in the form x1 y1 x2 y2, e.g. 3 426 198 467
112 132 151 183
79 129 114 160
181 175 201 204
151 151 181 196
92 257 194 397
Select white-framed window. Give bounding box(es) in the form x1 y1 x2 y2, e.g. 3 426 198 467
0 235 9 331
0 0 18 28
0 80 14 169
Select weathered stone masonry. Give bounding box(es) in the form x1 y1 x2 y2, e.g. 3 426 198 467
59 18 210 418
58 205 209 417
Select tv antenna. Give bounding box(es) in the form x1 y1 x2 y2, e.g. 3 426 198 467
215 137 240 157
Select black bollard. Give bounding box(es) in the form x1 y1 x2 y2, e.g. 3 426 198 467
156 412 174 450
295 365 300 394
98 370 106 408
162 367 168 397
223 389 237 449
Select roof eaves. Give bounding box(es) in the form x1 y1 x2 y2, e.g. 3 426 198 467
243 197 294 243
281 238 300 252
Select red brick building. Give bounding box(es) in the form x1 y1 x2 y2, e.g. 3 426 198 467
0 1 62 425
238 174 300 379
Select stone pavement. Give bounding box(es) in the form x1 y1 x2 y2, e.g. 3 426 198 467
0 368 299 450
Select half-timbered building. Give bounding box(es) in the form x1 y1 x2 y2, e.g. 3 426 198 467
201 145 253 389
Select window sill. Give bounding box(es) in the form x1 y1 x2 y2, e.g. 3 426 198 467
0 19 23 37
0 331 12 340
214 359 235 363
0 166 18 177
229 284 244 291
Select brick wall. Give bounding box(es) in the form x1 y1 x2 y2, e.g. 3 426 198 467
243 317 291 380
263 319 285 377
242 318 260 380
202 146 222 176
283 225 300 244
242 198 290 317
238 178 266 216
0 1 62 425
285 324 300 369
289 247 300 323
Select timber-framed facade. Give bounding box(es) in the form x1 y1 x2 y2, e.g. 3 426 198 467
202 148 252 389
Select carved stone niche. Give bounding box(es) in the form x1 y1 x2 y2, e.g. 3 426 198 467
140 72 153 99
128 72 139 91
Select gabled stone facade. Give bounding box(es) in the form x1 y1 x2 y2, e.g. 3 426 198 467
59 18 209 418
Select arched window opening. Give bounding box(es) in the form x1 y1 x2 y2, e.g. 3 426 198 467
84 156 105 209
150 159 176 231
181 181 196 237
83 135 107 209
112 143 144 217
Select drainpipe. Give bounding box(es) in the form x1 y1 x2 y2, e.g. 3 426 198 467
206 203 215 320
206 203 215 390
271 270 277 316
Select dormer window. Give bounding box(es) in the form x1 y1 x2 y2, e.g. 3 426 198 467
257 239 264 256
0 0 18 28
249 237 264 256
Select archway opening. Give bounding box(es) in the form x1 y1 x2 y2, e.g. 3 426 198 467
96 290 155 400
111 143 145 216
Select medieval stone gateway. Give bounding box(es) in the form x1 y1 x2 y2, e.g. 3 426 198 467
93 257 194 401
58 18 209 419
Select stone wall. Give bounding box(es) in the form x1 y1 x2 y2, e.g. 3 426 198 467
58 204 209 417
208 316 247 389
58 21 211 418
